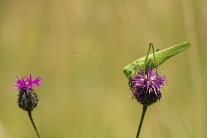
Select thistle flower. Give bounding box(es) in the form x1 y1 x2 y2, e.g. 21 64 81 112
130 66 167 106
12 74 42 138
12 74 42 111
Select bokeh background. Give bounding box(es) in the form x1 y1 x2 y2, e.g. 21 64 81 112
0 0 206 138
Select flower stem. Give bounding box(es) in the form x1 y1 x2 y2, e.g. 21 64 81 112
136 105 148 138
27 111 40 138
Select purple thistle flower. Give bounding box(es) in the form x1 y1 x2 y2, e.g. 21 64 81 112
12 74 42 111
13 74 42 93
130 67 167 106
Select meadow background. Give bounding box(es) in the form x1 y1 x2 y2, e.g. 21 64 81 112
0 0 206 138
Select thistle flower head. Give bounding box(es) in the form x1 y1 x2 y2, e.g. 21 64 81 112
12 74 42 111
130 67 167 106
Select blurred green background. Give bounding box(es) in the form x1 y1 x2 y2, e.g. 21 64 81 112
0 0 206 138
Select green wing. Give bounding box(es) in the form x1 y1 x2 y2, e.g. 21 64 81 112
123 42 190 78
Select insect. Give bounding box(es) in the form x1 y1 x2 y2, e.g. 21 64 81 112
54 42 190 78
123 42 190 78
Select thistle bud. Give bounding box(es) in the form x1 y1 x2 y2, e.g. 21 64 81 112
17 88 39 111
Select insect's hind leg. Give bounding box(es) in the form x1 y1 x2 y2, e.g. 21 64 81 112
144 43 156 71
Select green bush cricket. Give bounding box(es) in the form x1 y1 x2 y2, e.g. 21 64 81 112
123 42 190 79
54 42 190 78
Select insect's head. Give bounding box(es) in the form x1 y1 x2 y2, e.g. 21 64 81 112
122 58 155 78
123 63 142 78
122 64 134 78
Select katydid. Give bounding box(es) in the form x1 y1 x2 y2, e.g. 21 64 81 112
54 42 190 78
123 42 190 78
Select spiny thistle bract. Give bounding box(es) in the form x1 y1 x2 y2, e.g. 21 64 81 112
12 74 42 138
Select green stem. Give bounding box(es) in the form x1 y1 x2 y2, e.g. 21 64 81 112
27 111 40 138
136 105 148 138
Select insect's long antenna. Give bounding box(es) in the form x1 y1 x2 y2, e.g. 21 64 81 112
54 50 122 70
